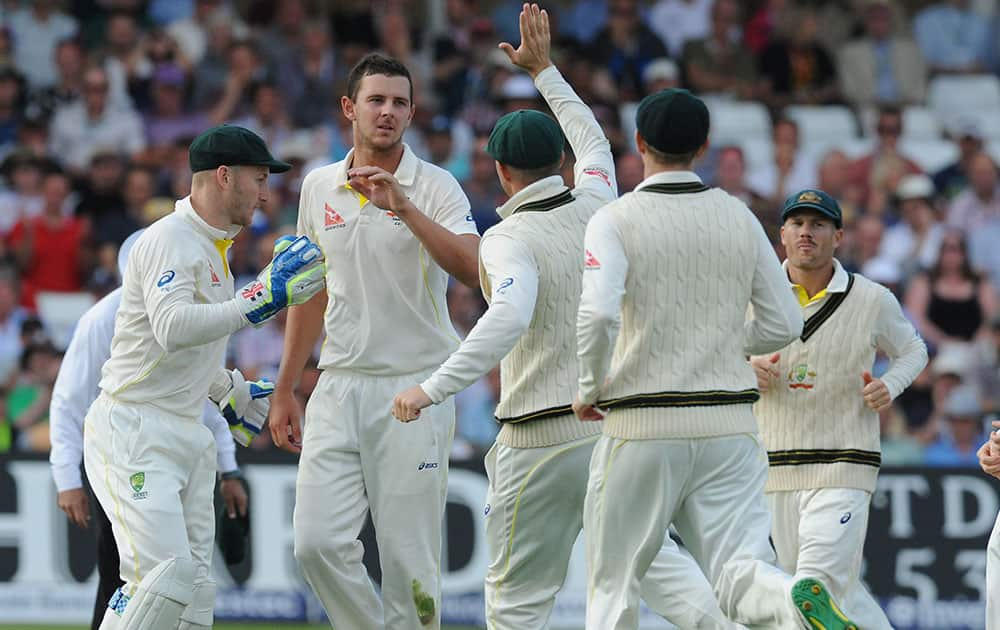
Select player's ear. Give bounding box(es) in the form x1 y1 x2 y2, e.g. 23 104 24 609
215 165 229 189
341 95 355 121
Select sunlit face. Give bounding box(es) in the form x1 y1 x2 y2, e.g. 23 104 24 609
780 210 842 271
223 165 269 227
343 74 414 151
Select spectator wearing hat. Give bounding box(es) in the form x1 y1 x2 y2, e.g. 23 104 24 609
641 57 680 96
934 119 986 201
48 65 145 174
7 0 78 90
879 173 945 280
914 0 991 75
925 383 988 466
836 0 927 108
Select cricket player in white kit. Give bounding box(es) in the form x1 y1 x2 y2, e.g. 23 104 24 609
574 89 857 630
750 189 928 630
391 6 741 629
50 229 248 630
83 125 326 630
977 417 1000 628
268 53 480 630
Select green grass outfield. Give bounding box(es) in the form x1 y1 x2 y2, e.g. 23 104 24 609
3 626 484 630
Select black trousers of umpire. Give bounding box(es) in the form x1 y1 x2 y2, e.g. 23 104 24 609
89 481 124 630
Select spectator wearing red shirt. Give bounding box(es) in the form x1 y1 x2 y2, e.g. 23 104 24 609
9 168 88 309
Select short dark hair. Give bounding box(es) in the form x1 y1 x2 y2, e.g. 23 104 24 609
346 53 413 102
644 142 698 167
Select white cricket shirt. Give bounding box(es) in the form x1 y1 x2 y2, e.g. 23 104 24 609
99 197 247 419
297 143 477 376
50 287 237 492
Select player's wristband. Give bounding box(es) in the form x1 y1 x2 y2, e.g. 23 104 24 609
220 469 244 481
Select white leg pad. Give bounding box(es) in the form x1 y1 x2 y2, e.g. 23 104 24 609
119 558 195 630
98 606 121 630
176 580 215 629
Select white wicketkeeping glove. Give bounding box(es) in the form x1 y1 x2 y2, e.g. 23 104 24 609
236 235 326 327
208 369 274 447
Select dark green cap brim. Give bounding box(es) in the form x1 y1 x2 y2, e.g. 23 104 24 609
781 203 842 227
780 188 843 228
189 124 292 174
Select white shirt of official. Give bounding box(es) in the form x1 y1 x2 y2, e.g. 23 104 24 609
49 287 236 493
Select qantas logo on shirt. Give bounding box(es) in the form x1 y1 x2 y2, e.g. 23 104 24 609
324 203 346 229
584 249 601 269
385 210 403 226
209 262 221 286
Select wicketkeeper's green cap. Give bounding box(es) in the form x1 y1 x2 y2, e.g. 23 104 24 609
781 188 843 228
189 124 291 174
636 88 710 155
486 109 564 170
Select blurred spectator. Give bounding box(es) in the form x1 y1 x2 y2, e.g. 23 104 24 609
947 152 1000 230
879 405 925 466
75 151 125 225
913 0 991 75
8 168 88 309
0 266 27 385
879 174 944 280
93 166 154 248
462 136 504 235
744 0 787 56
713 146 767 218
682 0 757 100
0 65 25 152
423 115 470 182
143 64 209 158
974 314 1000 411
758 8 839 108
98 11 143 111
432 0 477 117
590 0 669 102
48 65 145 174
905 231 997 347
233 81 293 157
641 57 680 96
848 106 922 215
748 117 817 208
189 13 242 110
168 0 225 65
841 214 884 272
233 308 285 383
7 0 78 89
934 119 986 201
257 0 307 72
552 0 608 45
0 152 44 237
25 38 83 122
616 152 644 193
446 281 497 450
817 149 863 221
924 383 987 466
648 0 711 59
836 0 926 107
8 339 60 452
279 21 336 128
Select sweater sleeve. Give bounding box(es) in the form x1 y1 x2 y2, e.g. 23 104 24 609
421 233 539 403
744 217 803 355
873 287 928 400
577 210 627 405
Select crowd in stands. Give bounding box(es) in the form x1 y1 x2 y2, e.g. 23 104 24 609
0 0 999 469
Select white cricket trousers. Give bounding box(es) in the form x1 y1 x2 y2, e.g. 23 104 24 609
484 433 743 630
768 488 892 630
987 510 1000 629
83 393 217 626
585 432 803 630
294 369 455 630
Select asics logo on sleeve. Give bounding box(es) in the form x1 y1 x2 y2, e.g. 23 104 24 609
497 277 514 294
417 461 439 471
157 270 175 287
840 512 852 524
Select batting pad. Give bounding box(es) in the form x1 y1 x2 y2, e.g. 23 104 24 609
119 557 195 630
176 580 216 629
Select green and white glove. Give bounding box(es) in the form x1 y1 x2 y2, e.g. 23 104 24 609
237 235 326 327
209 369 274 447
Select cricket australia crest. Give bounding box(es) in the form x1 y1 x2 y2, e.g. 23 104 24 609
787 364 817 390
130 472 148 501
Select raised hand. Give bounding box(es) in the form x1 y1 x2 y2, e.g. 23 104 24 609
498 3 553 79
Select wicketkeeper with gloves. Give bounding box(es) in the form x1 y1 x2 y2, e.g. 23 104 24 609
83 125 326 630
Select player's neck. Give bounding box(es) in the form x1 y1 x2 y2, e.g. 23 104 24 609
787 262 835 299
351 142 404 174
190 190 229 231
